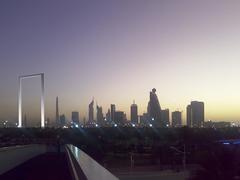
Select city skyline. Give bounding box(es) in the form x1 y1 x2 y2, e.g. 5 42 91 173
1 1 240 122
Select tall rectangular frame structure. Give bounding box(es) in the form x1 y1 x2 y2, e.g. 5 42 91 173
18 73 45 128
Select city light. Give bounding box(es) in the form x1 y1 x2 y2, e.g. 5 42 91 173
114 124 117 127
149 124 153 127
132 124 136 127
75 124 79 128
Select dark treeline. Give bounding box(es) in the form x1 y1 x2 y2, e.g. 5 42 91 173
1 127 240 179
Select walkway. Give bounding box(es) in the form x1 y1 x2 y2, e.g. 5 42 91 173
0 152 72 180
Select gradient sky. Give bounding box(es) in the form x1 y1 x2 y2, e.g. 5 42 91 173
1 0 240 124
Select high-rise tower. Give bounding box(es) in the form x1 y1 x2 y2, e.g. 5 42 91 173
147 88 162 127
186 105 192 127
56 96 59 127
161 109 170 127
191 101 204 128
97 105 104 126
72 111 80 125
88 100 94 123
172 111 182 127
111 104 116 122
131 100 138 124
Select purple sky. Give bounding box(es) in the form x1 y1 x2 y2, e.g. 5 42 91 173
1 0 240 125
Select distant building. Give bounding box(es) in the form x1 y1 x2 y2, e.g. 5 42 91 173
186 105 192 127
140 113 150 125
56 97 60 127
114 111 125 125
72 111 79 125
147 88 163 127
190 101 204 127
111 104 116 122
172 111 182 127
204 120 231 128
161 109 170 127
131 101 138 124
83 117 86 127
88 100 94 123
106 109 111 123
60 114 66 127
97 105 104 126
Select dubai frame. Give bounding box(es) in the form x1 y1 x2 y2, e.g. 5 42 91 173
18 73 45 128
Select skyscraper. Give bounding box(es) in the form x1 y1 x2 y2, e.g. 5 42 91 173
131 101 138 124
186 105 192 127
60 114 66 127
114 111 125 125
72 111 79 125
161 109 170 127
190 101 204 128
97 105 104 126
111 104 116 122
56 96 59 127
106 109 111 123
88 100 94 123
147 88 162 127
172 111 182 127
140 113 150 125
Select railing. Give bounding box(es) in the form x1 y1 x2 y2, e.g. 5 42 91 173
0 144 47 174
66 144 119 180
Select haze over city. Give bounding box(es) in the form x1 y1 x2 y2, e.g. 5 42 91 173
1 0 240 123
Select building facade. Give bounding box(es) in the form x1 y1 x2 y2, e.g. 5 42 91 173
88 100 94 123
111 104 116 122
131 101 138 124
172 111 182 127
186 105 192 127
72 111 79 125
161 109 170 127
97 105 104 126
147 88 163 127
190 101 204 127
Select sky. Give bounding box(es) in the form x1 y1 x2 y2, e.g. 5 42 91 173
1 0 240 125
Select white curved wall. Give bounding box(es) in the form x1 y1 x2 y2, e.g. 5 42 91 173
67 144 119 180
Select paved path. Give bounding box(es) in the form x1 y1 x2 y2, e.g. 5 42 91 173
0 152 72 180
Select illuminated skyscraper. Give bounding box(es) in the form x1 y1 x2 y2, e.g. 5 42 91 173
88 100 94 123
172 111 182 127
147 88 162 127
131 101 138 124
